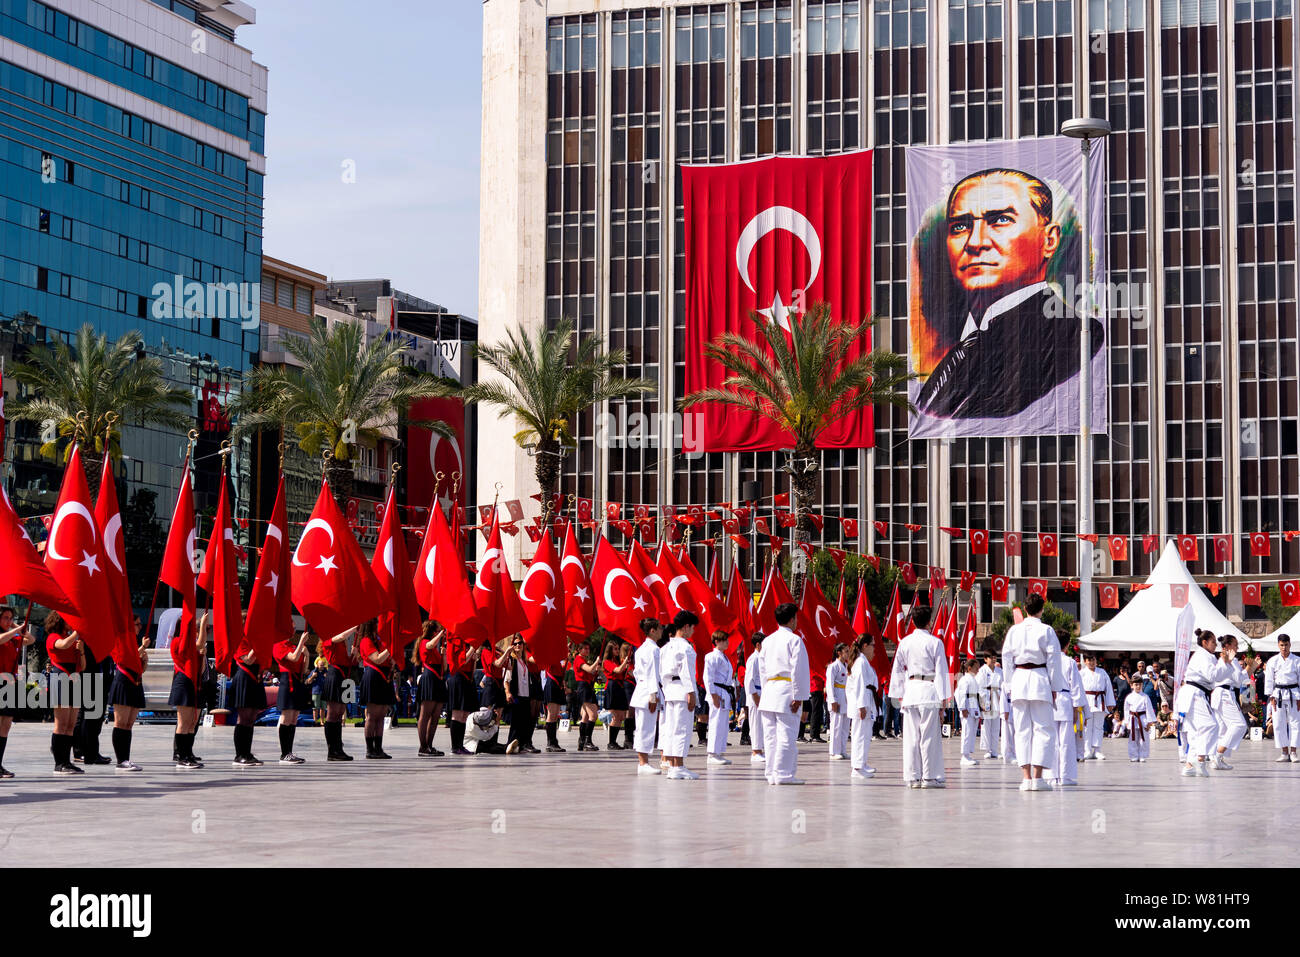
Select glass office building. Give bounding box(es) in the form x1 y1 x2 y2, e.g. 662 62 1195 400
481 0 1297 623
0 0 265 523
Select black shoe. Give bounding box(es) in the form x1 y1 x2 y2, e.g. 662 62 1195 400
0 766 13 779
328 751 354 762
581 743 600 753
606 742 625 751
418 747 435 757
797 736 809 743
232 755 263 767
54 762 84 775
367 749 393 760
85 754 113 766
430 747 445 756
524 746 541 754
546 744 566 753
739 737 751 746
811 736 827 743
175 757 203 770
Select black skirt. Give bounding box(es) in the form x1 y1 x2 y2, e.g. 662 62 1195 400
544 678 567 706
417 667 447 703
277 673 312 712
481 676 505 710
0 673 17 718
447 672 478 713
168 672 198 708
360 668 396 707
228 668 267 711
528 671 543 702
320 665 349 704
576 680 597 705
108 670 145 709
605 679 629 710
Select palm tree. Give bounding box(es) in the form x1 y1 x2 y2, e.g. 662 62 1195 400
459 318 655 511
680 303 915 596
10 323 192 497
229 318 457 505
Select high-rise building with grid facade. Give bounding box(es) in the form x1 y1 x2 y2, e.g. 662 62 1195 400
480 0 1296 627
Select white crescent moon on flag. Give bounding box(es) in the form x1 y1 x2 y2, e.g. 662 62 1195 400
814 606 831 634
734 205 823 292
383 538 395 577
604 568 637 611
47 501 96 562
561 555 586 578
521 561 557 603
292 518 336 567
422 544 437 583
103 513 124 572
186 529 199 572
266 523 283 545
476 548 501 591
429 433 464 487
667 574 690 609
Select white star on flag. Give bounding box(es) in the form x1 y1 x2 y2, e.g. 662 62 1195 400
267 571 279 594
574 586 589 603
78 550 99 575
633 595 648 611
542 595 556 612
317 554 338 574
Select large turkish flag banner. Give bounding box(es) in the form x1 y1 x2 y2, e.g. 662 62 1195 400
408 398 467 514
681 152 874 452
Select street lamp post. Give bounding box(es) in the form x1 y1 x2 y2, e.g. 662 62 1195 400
1060 116 1111 638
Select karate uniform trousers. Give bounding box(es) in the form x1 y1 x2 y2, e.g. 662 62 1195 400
980 707 1001 756
707 691 731 755
1212 688 1246 754
902 704 944 783
1012 699 1054 769
959 707 979 760
749 691 765 752
1127 719 1151 760
1084 708 1106 757
1002 702 1018 764
1274 690 1300 750
1180 688 1217 759
762 709 800 783
633 705 657 755
661 700 691 759
828 706 848 757
1049 718 1079 784
850 709 874 771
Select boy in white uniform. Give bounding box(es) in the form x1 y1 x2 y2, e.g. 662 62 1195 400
1179 629 1230 776
1265 636 1300 762
846 635 879 779
702 630 734 766
629 617 664 775
758 602 810 785
659 611 700 780
889 605 953 789
1079 651 1115 759
1046 636 1086 787
826 644 850 760
1211 635 1246 769
954 658 982 767
1122 673 1155 762
1001 594 1064 791
744 634 766 765
976 651 1001 758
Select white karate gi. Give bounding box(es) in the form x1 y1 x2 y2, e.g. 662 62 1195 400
1047 654 1086 784
846 655 879 773
659 636 696 759
745 647 765 753
954 672 982 760
628 639 662 755
1001 616 1063 769
976 662 1001 756
1180 646 1229 759
826 658 849 757
758 626 810 783
703 647 734 757
1079 666 1115 757
889 629 952 784
1212 659 1247 755
1123 691 1154 760
1265 652 1300 750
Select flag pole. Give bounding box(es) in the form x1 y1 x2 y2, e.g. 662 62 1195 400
148 431 197 644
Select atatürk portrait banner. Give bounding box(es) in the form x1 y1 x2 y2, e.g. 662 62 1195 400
905 137 1107 439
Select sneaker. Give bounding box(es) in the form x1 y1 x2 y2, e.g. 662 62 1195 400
86 754 113 766
1094 752 1106 761
417 747 435 757
115 761 142 773
0 766 12 779
1212 754 1232 770
54 763 84 775
606 742 625 751
666 768 697 780
451 747 472 756
545 745 566 753
960 757 979 768
851 769 873 779
829 753 846 761
773 777 805 785
429 747 445 757
581 743 600 753
706 756 732 766
1277 753 1292 763
175 758 203 770
523 745 541 754
232 755 261 767
1138 758 1146 763
279 754 306 765
909 780 922 789
863 765 876 774
1291 753 1300 764
984 751 996 759
921 779 945 789
1181 764 1198 777
1019 779 1033 791
1060 779 1078 786
328 751 355 761
1032 778 1053 791
1130 758 1139 763
750 753 766 764
506 740 521 755
637 764 662 775
1196 761 1210 777
811 736 827 743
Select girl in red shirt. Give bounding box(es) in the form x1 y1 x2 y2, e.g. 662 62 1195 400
358 619 395 759
541 650 570 752
106 614 150 772
273 629 312 764
320 625 359 761
414 620 447 757
45 611 84 775
227 609 267 768
0 605 34 778
602 639 630 750
573 637 603 752
168 610 208 769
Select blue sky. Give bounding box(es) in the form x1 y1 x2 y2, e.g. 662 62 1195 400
242 1 482 317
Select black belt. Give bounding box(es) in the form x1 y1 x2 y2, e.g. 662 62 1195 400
668 676 681 682
1016 662 1045 669
908 675 935 681
1277 683 1299 689
711 684 734 697
1188 680 1213 697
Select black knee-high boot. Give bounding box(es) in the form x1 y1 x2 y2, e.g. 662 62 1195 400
624 715 635 747
372 732 391 759
449 720 466 753
111 727 131 764
278 724 294 758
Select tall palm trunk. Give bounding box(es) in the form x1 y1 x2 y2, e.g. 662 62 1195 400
790 440 819 599
325 459 354 511
533 435 562 518
82 448 105 501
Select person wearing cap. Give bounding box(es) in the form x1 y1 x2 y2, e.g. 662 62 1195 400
1211 635 1247 769
702 630 735 767
1078 651 1114 759
629 618 664 775
1177 629 1230 776
976 651 1001 759
1046 629 1086 787
846 635 879 780
1122 672 1155 762
1265 634 1300 763
759 602 810 785
744 632 766 766
1001 593 1064 791
889 604 952 789
826 643 850 761
953 657 982 768
660 611 699 780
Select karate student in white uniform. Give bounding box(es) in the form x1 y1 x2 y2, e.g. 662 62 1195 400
826 644 850 760
702 630 734 766
1179 629 1230 777
1211 635 1246 769
659 611 700 780
846 635 879 779
1078 651 1114 759
629 617 664 776
976 652 1001 758
1265 635 1300 762
1046 634 1085 787
744 633 766 765
758 603 810 786
889 605 952 789
1122 673 1155 762
1001 594 1064 791
954 658 982 767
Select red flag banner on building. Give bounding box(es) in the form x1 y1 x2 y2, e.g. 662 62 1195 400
1108 535 1128 562
290 480 385 641
1242 582 1261 606
969 529 988 554
1282 580 1300 607
1099 583 1119 609
1038 533 1059 557
406 397 467 518
1177 535 1199 562
958 569 976 592
873 520 888 537
1004 532 1022 557
1027 578 1048 598
841 518 858 537
990 575 1009 602
900 562 916 585
1249 532 1271 557
681 152 874 452
1143 534 1159 554
1211 534 1233 563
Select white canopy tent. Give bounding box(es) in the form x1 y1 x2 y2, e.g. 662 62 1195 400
1077 542 1258 652
1261 605 1300 652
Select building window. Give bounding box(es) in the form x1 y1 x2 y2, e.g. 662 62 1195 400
261 275 275 303
277 281 291 309
38 209 49 233
295 285 311 314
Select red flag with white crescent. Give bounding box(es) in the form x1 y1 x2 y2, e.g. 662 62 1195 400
560 521 596 640
290 480 385 641
0 484 72 613
197 472 243 675
93 455 140 672
245 476 293 668
627 539 672 620
657 543 737 660
724 572 756 655
797 577 847 677
472 514 530 643
371 486 422 662
159 463 198 677
590 534 654 645
519 529 566 670
413 500 482 639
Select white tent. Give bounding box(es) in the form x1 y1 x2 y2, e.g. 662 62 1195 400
1077 542 1252 653
1259 603 1300 653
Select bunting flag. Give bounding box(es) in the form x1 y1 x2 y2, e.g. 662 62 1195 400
197 469 242 675
930 566 947 589
519 529 567 669
900 562 916 585
990 575 1009 602
371 485 422 664
1210 534 1233 563
414 500 483 640
1004 532 1022 557
244 476 293 669
1176 534 1199 562
1038 533 1059 557
560 521 596 641
939 526 964 538
841 518 858 537
92 455 140 673
1242 582 1261 606
1169 583 1189 608
970 529 989 554
0 485 73 613
1099 583 1120 609
1107 534 1128 562
472 514 531 643
1143 534 1158 554
958 569 976 592
1282 580 1300 607
873 520 888 537
1027 578 1048 598
807 514 824 532
1250 532 1271 557
904 523 922 534
290 480 385 642
864 555 880 573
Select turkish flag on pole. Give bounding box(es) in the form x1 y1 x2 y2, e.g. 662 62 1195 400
881 584 906 644
196 471 241 675
681 152 874 452
159 463 197 664
560 522 596 641
93 455 140 673
1249 532 1271 557
960 603 978 659
414 500 482 640
519 529 567 669
658 544 738 660
244 476 293 669
724 572 756 655
942 603 960 679
627 540 672 619
754 564 789 635
590 534 654 645
43 446 117 659
290 480 385 641
371 486 422 663
472 515 530 644
851 580 879 639
0 485 72 612
798 577 848 676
